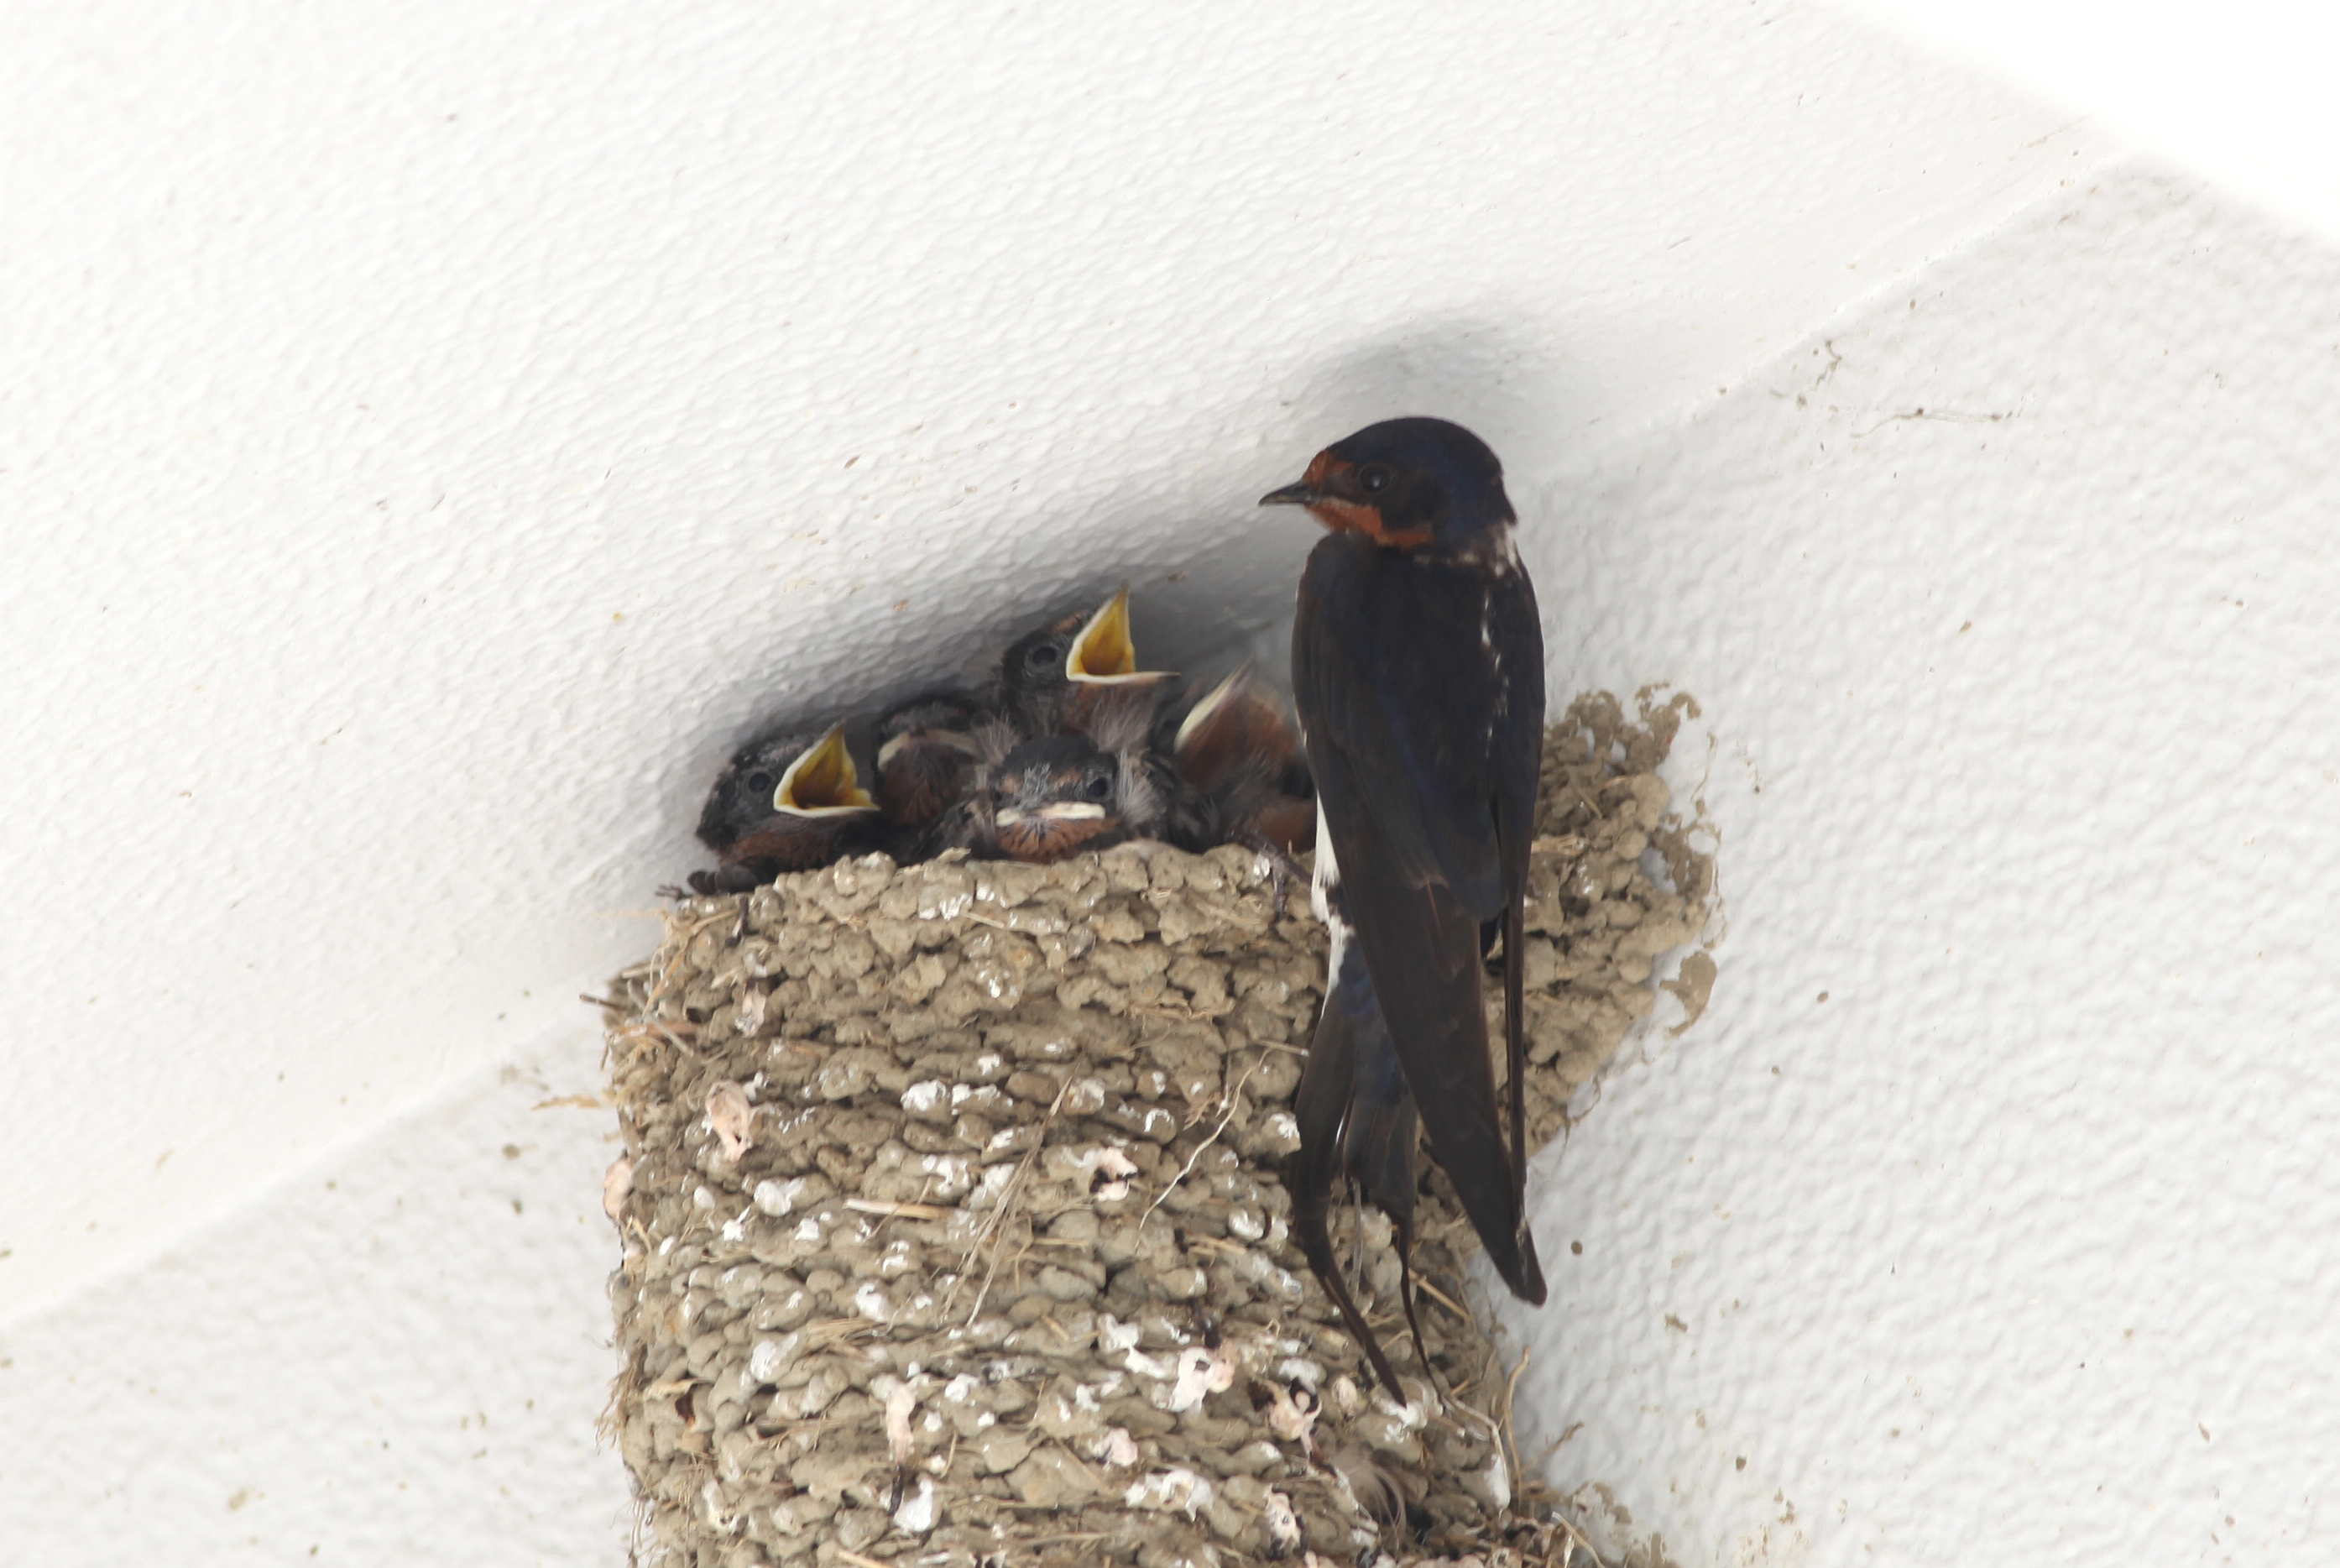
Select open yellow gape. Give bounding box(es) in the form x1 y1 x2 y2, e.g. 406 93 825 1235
1065 585 1172 686
771 724 876 816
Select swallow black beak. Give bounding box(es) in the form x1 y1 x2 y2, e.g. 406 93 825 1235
1259 481 1319 507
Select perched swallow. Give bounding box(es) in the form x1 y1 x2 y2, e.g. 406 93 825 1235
948 699 1168 863
1169 663 1316 857
687 724 880 894
998 585 1177 737
1269 416 1549 1316
874 692 985 828
1290 879 1433 1391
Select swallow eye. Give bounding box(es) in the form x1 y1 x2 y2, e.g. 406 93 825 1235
1357 463 1392 494
1026 640 1064 674
744 770 775 797
1084 774 1112 801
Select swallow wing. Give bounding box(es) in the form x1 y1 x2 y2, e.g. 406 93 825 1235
1335 967 1434 1380
1291 925 1413 1390
1483 563 1547 1210
1295 539 1510 917
1294 536 1545 1304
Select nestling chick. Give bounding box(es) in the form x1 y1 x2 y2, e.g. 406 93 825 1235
934 699 1168 863
987 734 1139 861
874 692 984 828
1170 663 1315 855
997 584 1177 737
687 724 880 894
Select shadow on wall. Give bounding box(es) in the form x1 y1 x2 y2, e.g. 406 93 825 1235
1277 314 1601 483
640 316 1602 894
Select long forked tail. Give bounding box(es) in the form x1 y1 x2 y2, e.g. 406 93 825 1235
1336 839 1547 1305
1291 917 1434 1390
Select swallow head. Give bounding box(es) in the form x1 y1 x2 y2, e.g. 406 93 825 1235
695 723 878 876
697 727 821 852
1000 609 1086 708
769 724 878 817
875 693 983 825
987 734 1125 861
1063 586 1146 685
1261 416 1515 557
1000 586 1175 731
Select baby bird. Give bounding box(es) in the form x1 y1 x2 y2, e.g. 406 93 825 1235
998 585 1177 737
687 724 880 894
874 692 984 829
936 699 1168 863
1170 663 1315 856
987 734 1144 861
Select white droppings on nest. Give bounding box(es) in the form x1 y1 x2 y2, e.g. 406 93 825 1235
877 1376 921 1466
601 696 1716 1567
1267 1487 1305 1554
749 1334 800 1384
1376 1382 1430 1431
697 1085 753 1160
751 1174 812 1215
966 1163 1018 1209
1123 1346 1175 1382
1126 1466 1215 1517
1167 1345 1236 1413
1073 1145 1139 1201
890 1474 938 1535
1275 1356 1326 1393
1481 1447 1513 1513
1264 1382 1319 1445
601 1158 633 1226
917 1152 972 1200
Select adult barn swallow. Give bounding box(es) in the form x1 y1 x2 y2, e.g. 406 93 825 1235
875 693 984 828
1170 663 1315 856
1267 416 1548 1309
999 586 1177 736
687 724 880 894
1290 879 1433 1391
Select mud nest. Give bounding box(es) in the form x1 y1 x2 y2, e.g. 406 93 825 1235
601 692 1715 1568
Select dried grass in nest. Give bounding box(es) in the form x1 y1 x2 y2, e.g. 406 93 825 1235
600 692 1716 1568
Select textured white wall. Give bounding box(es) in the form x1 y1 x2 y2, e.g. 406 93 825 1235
1505 164 2340 1565
0 1033 629 1565
0 0 2100 1328
25 3 2323 1566
1838 0 2340 244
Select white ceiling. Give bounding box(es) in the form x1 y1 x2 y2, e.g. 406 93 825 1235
1837 0 2340 243
0 0 2110 1324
